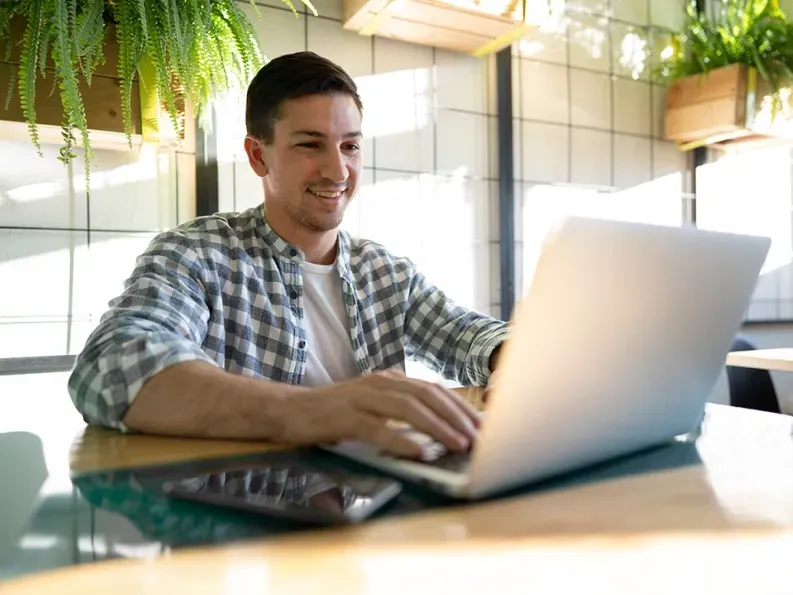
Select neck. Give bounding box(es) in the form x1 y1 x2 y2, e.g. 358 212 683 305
263 203 339 265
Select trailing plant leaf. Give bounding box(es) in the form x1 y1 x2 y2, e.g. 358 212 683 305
654 0 793 117
19 0 47 156
73 0 105 84
1 0 316 190
4 67 15 111
50 0 92 184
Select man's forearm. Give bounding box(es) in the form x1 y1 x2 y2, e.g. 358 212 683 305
122 361 299 440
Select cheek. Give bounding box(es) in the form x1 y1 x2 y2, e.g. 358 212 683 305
347 157 362 181
274 152 318 187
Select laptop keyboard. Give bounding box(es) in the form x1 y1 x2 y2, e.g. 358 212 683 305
403 440 471 473
423 450 471 472
384 426 472 473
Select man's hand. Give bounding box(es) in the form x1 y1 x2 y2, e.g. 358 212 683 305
273 370 481 459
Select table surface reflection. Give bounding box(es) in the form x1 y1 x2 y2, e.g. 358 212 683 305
4 377 793 593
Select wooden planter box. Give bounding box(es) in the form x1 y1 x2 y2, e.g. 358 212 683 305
342 0 538 57
1 16 187 152
664 63 793 151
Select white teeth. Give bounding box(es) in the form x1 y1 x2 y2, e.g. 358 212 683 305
309 188 344 198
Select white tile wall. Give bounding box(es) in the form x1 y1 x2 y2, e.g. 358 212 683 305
652 84 667 138
0 141 85 229
613 78 652 135
612 0 649 25
514 20 568 64
519 61 569 124
71 232 156 322
0 230 75 321
566 0 609 15
613 134 652 189
568 13 611 73
569 69 611 130
436 110 490 178
4 0 691 362
521 121 569 183
241 2 306 58
514 0 689 293
306 0 342 19
434 50 494 115
649 0 685 30
611 22 651 81
653 140 687 180
571 128 612 187
306 17 372 78
79 146 177 231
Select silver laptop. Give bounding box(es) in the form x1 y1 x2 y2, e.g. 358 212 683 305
323 216 771 500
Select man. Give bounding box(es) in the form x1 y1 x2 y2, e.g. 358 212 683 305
68 51 509 459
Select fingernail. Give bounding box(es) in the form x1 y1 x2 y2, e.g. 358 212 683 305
456 435 470 451
463 419 478 439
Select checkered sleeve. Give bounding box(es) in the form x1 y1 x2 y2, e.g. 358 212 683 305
403 264 510 387
67 230 218 431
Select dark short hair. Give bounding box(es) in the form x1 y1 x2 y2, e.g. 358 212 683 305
245 51 363 143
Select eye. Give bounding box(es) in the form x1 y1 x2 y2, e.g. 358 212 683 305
343 143 360 152
296 142 320 149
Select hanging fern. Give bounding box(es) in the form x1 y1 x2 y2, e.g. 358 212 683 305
1 0 316 186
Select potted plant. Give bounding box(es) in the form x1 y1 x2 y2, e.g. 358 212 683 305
0 0 313 184
654 0 793 151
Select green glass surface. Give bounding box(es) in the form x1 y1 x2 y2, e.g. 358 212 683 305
0 432 704 583
1 373 748 584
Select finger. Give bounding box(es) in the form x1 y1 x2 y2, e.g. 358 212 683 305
352 413 424 458
446 387 484 427
421 384 481 438
386 377 479 441
357 391 470 452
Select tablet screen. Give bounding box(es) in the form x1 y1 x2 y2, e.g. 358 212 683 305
161 462 402 524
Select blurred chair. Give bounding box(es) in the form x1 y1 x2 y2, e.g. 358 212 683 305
0 431 48 565
726 335 781 414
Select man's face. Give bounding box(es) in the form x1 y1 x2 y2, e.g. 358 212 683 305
245 93 362 233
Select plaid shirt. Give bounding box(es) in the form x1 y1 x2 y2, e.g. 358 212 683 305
68 205 509 431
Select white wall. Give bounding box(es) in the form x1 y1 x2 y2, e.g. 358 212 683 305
511 0 690 297
0 139 195 358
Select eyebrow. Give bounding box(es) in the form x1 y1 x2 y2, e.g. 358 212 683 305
291 130 363 139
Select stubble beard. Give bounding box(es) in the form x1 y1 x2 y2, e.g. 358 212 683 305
288 195 348 233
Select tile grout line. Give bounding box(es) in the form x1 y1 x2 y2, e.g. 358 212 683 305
607 0 616 189
304 3 309 51
432 46 438 178
370 34 377 181
566 15 573 185
647 0 655 183
518 55 657 87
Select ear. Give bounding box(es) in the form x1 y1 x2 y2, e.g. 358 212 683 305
244 135 269 178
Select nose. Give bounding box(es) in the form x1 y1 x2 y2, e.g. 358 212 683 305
320 147 349 184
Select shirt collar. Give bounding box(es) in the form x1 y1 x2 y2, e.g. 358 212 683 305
255 205 354 283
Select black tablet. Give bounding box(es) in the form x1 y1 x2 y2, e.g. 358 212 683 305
161 461 402 525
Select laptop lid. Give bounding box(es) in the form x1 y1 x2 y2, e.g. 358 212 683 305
468 217 771 498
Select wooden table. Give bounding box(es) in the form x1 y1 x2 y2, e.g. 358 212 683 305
726 348 793 372
6 393 793 593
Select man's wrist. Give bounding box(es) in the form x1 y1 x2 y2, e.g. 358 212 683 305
488 344 503 375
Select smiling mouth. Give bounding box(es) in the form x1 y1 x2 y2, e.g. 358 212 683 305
308 188 345 200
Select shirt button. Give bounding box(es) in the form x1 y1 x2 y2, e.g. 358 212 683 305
290 248 298 257
298 340 306 349
289 290 298 300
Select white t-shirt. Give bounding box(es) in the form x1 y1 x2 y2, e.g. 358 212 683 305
300 260 361 387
